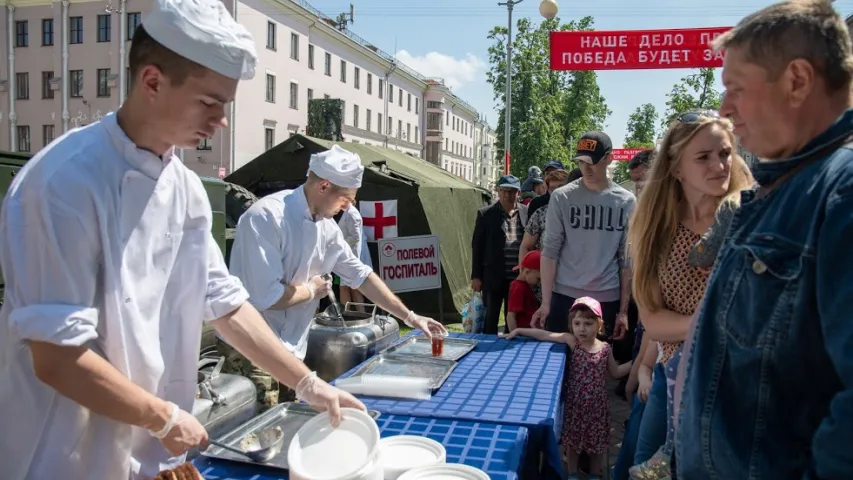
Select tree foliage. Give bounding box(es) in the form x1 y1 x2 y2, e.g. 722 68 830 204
611 103 659 184
661 67 723 129
486 16 611 178
307 99 345 141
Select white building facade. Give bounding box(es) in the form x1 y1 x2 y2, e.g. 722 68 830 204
0 0 486 182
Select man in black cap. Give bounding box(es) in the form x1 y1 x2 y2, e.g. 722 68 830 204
471 175 525 334
532 132 636 358
527 160 566 218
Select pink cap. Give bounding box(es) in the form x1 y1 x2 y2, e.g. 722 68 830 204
570 297 603 318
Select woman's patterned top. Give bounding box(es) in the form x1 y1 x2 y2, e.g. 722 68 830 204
524 205 549 251
657 223 711 364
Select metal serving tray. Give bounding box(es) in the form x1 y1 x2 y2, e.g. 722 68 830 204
200 402 381 471
384 335 478 361
346 352 458 390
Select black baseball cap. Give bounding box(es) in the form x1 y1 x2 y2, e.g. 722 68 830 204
543 160 565 172
573 132 613 165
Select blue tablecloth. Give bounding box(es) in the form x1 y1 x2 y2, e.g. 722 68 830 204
192 414 528 480
336 332 568 478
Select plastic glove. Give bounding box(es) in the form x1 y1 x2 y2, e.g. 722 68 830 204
158 406 209 456
295 371 366 428
305 275 332 301
404 311 448 339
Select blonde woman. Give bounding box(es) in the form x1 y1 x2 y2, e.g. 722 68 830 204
627 110 753 479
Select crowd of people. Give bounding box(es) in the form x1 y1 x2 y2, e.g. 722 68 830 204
474 1 853 479
1 0 852 478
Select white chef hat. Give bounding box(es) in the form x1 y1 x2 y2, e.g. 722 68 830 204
308 145 364 189
142 0 258 81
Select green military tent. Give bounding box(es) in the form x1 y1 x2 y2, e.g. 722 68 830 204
225 135 490 322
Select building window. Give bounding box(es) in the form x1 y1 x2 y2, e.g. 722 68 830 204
324 94 330 99
266 21 276 50
377 113 382 134
324 53 331 76
42 19 54 46
126 66 131 95
398 90 402 107
16 21 28 47
307 88 313 101
42 71 54 99
415 126 419 143
127 13 141 40
70 70 83 97
415 98 419 114
388 116 393 135
388 84 393 101
353 105 359 129
290 33 299 60
354 67 360 90
97 14 111 42
378 79 384 99
407 123 411 142
69 16 83 44
367 73 372 94
265 74 276 103
15 73 29 100
340 60 346 83
16 126 31 152
308 44 315 69
407 93 412 111
398 119 402 138
197 137 212 150
97 68 111 97
366 109 372 132
43 124 55 147
264 127 275 151
289 82 298 109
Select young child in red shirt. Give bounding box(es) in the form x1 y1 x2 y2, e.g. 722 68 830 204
507 250 541 332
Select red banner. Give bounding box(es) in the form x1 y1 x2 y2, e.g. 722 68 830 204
550 27 731 71
611 148 650 161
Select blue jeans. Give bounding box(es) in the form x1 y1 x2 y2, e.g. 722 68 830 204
613 395 646 480
634 363 667 464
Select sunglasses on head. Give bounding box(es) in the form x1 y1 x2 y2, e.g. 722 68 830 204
677 109 720 124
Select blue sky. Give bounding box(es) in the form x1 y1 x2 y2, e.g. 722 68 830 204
308 0 853 147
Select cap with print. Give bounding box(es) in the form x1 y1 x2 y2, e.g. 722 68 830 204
573 131 613 165
569 296 603 318
513 250 541 271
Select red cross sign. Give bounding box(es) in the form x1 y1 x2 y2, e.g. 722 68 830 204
360 200 398 241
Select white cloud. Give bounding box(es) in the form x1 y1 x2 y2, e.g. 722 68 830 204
394 50 486 91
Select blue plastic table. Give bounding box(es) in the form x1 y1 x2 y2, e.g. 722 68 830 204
336 333 568 478
192 414 528 480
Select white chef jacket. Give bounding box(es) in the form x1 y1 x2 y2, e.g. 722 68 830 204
0 113 249 480
229 187 374 359
338 204 363 260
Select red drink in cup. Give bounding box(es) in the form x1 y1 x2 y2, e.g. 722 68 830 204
431 333 446 357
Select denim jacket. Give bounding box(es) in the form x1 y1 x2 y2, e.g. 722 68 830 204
675 109 853 480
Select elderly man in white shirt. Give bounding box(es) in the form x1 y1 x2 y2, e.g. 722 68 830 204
229 146 447 375
0 2 362 479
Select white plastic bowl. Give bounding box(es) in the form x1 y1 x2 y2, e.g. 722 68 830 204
379 436 447 480
397 464 490 480
288 408 382 480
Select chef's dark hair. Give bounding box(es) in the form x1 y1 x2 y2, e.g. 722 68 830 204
128 25 208 88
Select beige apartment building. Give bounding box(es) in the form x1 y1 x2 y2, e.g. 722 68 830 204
0 0 499 185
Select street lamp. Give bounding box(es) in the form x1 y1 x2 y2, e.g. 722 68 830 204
498 0 558 175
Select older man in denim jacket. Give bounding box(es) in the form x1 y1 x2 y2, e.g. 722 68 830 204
675 2 853 479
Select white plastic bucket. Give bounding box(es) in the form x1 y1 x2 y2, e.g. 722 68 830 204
379 436 446 480
288 408 382 480
397 464 490 480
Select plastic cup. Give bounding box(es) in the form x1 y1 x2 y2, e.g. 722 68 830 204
431 331 447 357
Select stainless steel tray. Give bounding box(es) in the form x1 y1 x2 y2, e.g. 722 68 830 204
200 402 380 471
384 335 478 361
346 352 458 390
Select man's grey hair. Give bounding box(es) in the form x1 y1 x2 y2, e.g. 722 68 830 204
712 0 853 93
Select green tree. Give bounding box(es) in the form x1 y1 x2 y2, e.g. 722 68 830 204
612 103 658 184
661 67 723 129
486 16 611 178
